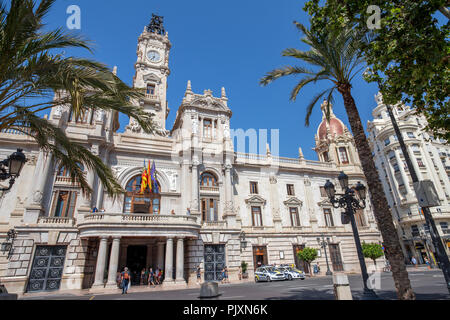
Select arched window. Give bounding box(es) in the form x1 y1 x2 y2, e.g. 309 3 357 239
200 172 218 187
123 175 161 214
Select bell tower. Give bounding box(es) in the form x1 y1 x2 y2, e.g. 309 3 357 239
127 14 171 135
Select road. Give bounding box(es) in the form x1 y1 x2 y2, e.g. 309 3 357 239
21 270 449 300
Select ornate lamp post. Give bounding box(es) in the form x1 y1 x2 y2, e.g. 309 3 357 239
239 231 247 253
324 172 378 299
0 149 27 191
316 234 332 276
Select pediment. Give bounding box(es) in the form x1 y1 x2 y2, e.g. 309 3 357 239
190 97 228 111
143 73 162 83
317 199 332 207
283 197 303 207
245 195 267 206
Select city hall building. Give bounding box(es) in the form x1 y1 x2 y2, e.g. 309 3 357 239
0 16 382 295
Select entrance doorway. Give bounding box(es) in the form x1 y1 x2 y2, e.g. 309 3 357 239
253 246 268 269
329 244 344 271
293 245 310 274
27 246 67 292
204 245 225 281
126 245 147 285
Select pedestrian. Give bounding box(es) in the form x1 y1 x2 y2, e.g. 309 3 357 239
238 266 242 281
116 271 121 288
121 267 131 294
140 268 146 285
171 209 175 215
225 266 229 283
154 267 160 285
411 256 418 268
148 267 155 286
92 207 98 213
317 262 321 274
221 267 226 284
424 257 431 269
196 265 201 284
186 208 191 216
158 269 163 284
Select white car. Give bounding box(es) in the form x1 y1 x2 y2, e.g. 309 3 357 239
254 266 286 282
276 266 306 280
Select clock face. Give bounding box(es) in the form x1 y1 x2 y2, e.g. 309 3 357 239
147 50 161 63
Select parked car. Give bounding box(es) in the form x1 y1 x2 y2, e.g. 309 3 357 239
275 266 306 280
254 266 286 282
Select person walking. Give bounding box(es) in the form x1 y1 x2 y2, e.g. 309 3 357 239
121 267 131 294
148 267 155 286
238 266 242 281
154 268 160 285
196 265 201 284
411 256 418 268
424 257 432 269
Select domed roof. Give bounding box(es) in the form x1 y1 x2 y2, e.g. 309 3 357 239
317 100 346 140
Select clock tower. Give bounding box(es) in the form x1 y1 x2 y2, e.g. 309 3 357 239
127 14 171 134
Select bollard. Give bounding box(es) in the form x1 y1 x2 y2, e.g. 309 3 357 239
333 274 353 300
199 282 221 299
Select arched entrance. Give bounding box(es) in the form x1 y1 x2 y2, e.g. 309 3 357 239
123 175 161 214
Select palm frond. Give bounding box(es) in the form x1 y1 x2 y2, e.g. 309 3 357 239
260 66 314 86
304 87 335 127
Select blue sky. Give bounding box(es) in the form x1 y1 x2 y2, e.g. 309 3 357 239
44 0 382 160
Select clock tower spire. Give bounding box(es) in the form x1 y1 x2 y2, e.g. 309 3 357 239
127 14 171 135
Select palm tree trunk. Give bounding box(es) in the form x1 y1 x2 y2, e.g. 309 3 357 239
338 83 415 300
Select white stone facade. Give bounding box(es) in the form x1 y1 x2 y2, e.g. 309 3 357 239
367 93 450 264
0 19 382 295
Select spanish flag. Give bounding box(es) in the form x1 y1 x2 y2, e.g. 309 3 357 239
140 160 148 194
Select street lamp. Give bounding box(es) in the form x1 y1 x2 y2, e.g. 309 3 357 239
324 172 378 300
316 234 332 276
239 231 247 253
0 149 27 191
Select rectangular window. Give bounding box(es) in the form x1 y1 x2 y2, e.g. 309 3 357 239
384 138 390 146
417 158 425 168
287 184 295 196
146 83 155 95
393 163 400 172
388 151 396 159
203 119 212 138
411 225 420 237
440 222 448 234
289 207 300 227
407 132 415 139
250 181 258 194
324 208 334 227
51 191 77 218
338 147 349 164
252 206 263 227
201 198 218 223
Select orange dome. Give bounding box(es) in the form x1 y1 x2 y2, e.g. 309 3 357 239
318 118 344 140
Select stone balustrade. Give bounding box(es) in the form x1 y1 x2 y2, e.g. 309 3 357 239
37 217 75 227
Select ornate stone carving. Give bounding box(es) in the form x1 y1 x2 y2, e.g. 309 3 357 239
33 190 43 204
269 176 277 184
54 105 63 118
111 166 127 178
161 169 177 191
95 109 105 122
192 117 198 134
126 118 142 133
304 178 311 186
223 122 230 139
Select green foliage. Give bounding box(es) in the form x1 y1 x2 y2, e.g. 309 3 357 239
260 21 366 126
361 242 384 262
0 0 157 196
304 0 450 142
296 247 318 264
241 261 248 273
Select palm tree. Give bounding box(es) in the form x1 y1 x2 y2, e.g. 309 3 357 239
260 22 415 300
0 0 156 196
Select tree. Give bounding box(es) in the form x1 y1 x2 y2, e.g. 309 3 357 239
296 247 318 276
362 242 384 267
260 22 415 299
0 0 155 196
304 0 449 142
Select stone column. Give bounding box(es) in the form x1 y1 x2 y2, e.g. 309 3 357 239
407 145 424 180
146 244 153 268
165 238 174 282
92 237 108 288
181 160 190 215
156 241 165 270
175 238 185 283
106 237 121 288
394 149 413 195
191 160 199 212
80 169 95 209
24 151 54 223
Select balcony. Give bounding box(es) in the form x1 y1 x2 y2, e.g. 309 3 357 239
77 213 200 238
202 221 227 229
144 93 159 102
37 217 76 227
200 186 219 193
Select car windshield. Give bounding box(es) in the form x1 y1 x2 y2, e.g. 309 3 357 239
266 267 276 272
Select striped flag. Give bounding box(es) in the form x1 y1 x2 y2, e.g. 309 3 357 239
140 160 148 194
147 160 152 193
151 161 159 194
